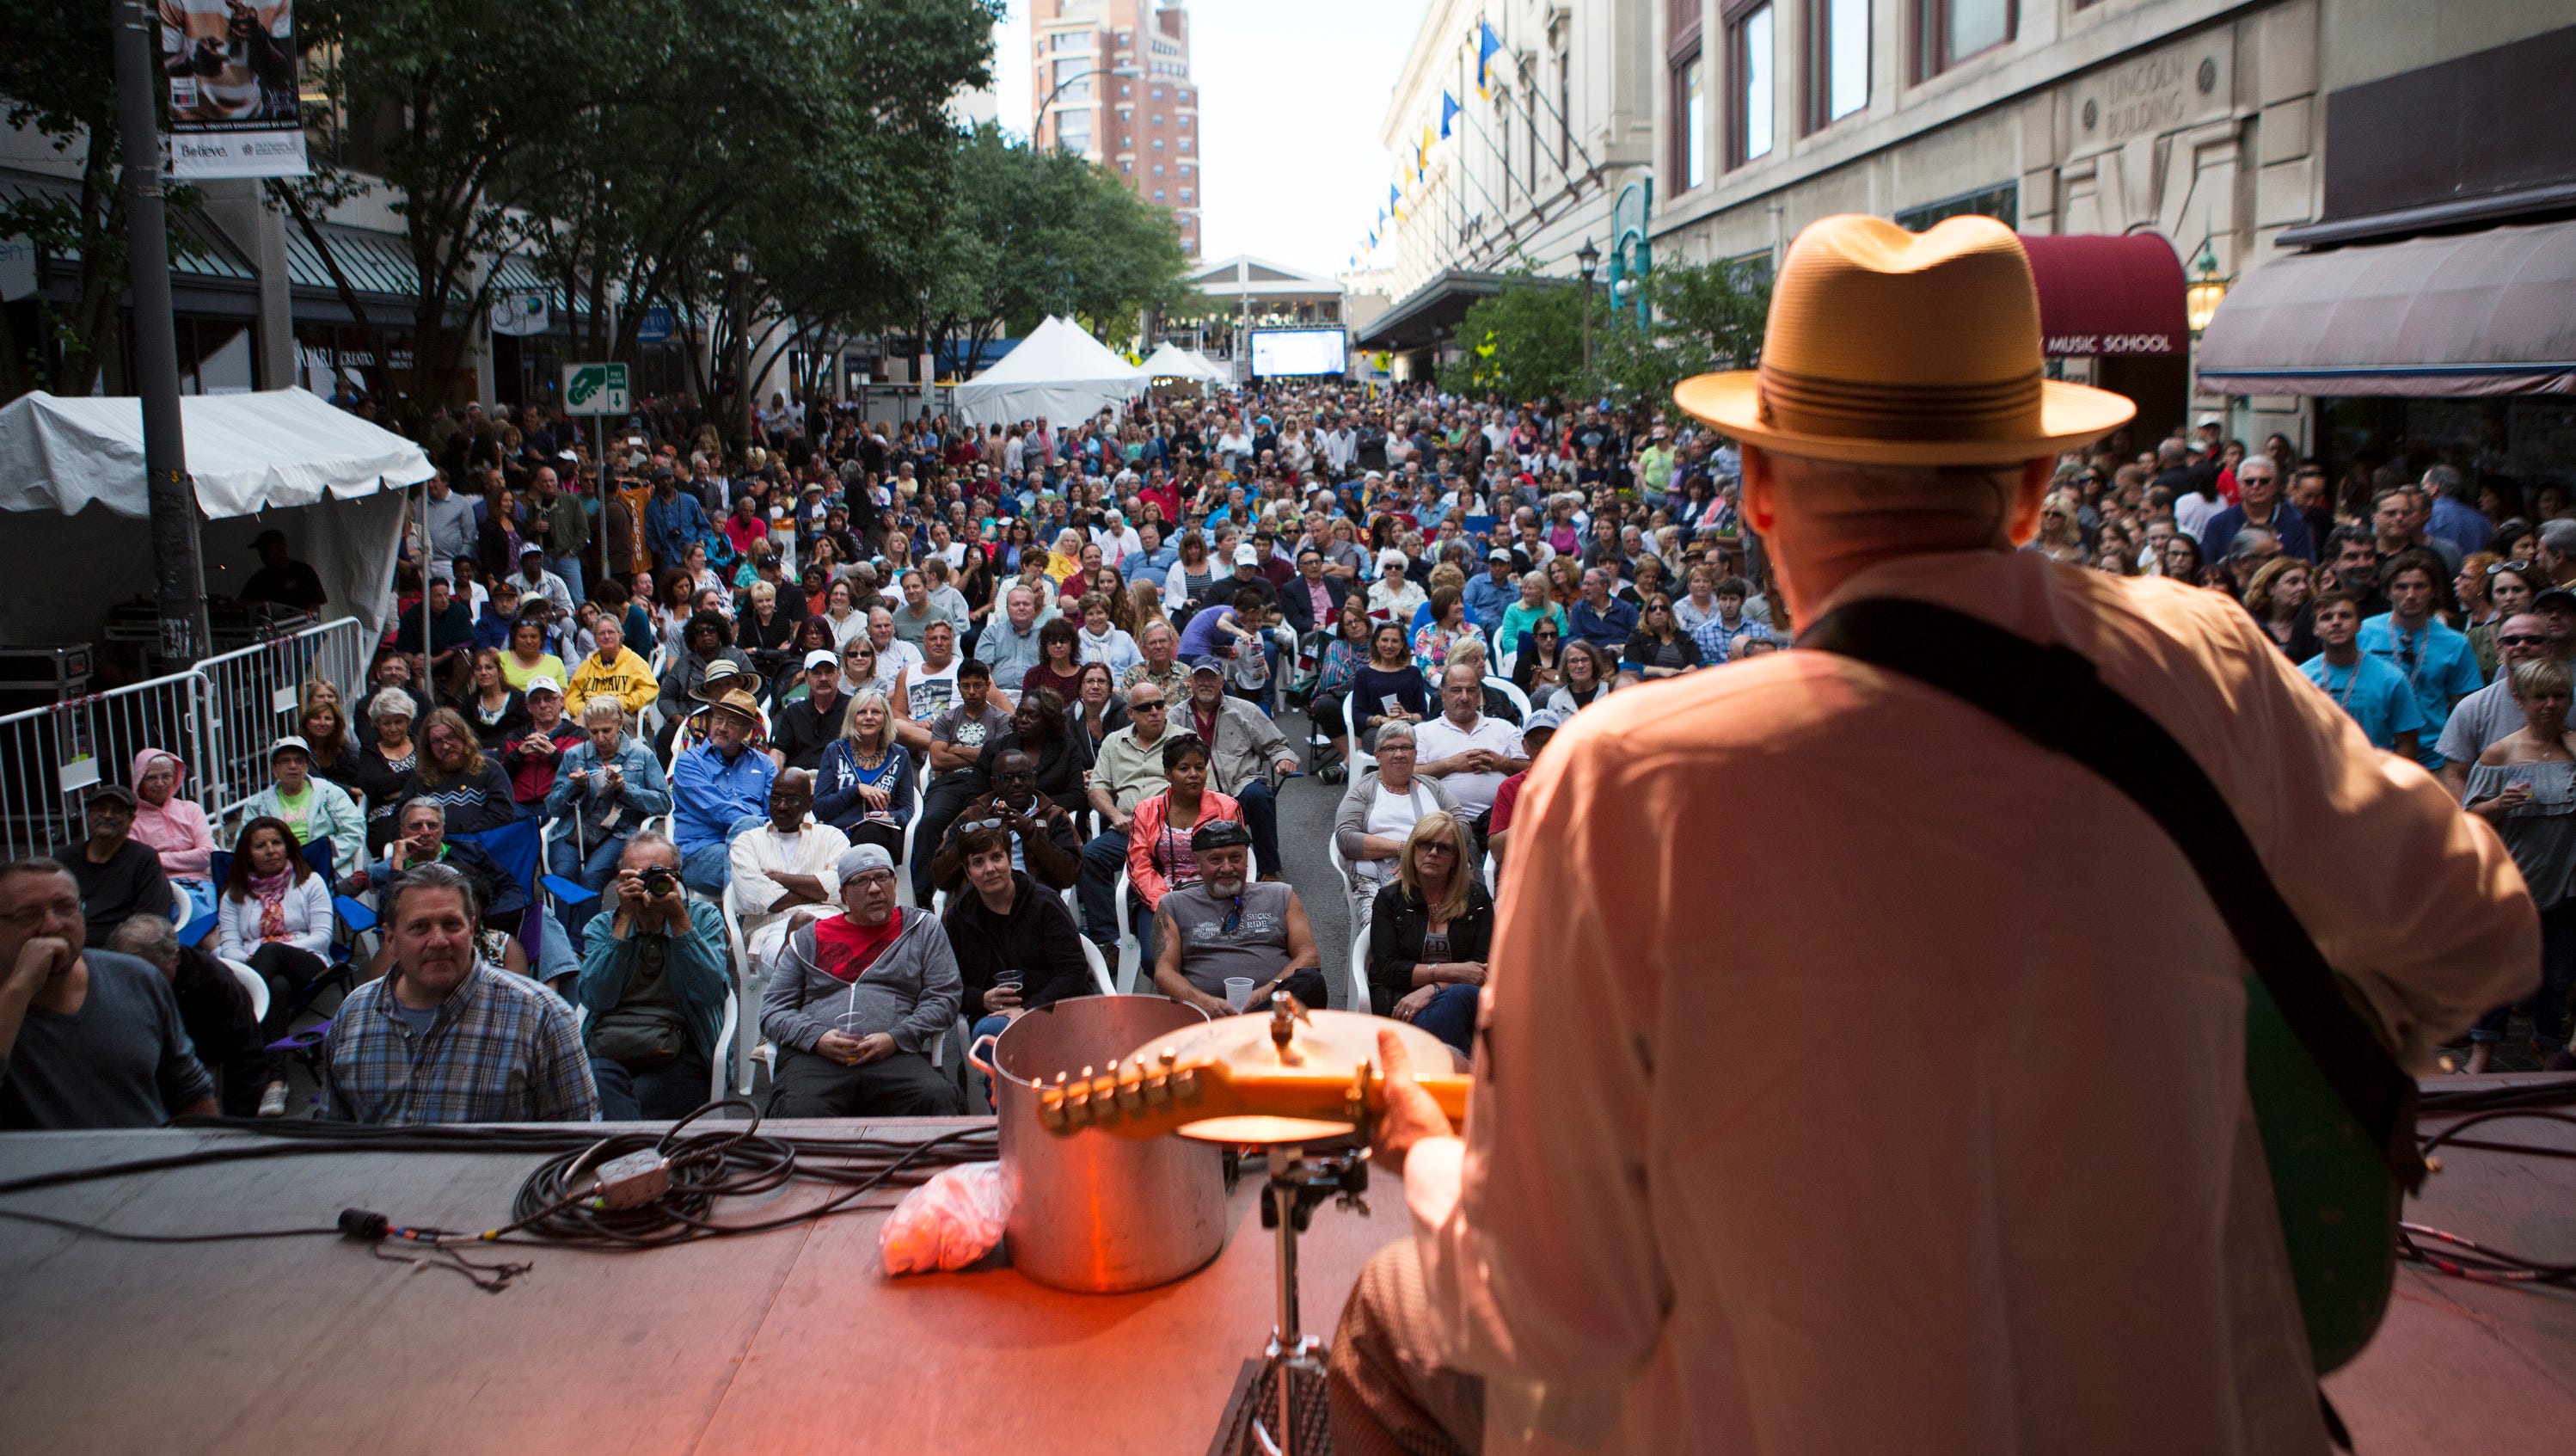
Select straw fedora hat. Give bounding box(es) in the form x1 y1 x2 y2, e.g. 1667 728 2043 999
702 685 764 723
1675 214 2134 466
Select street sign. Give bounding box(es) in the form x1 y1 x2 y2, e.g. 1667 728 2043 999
561 362 629 415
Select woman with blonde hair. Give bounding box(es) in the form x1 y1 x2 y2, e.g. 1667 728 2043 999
815 686 914 858
1127 578 1168 635
1365 809 1492 1052
2243 556 2319 661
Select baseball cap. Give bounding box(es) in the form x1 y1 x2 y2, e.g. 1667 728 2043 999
518 543 545 558
2533 587 2576 615
249 528 287 550
836 843 895 882
1187 656 1226 677
1189 819 1254 852
524 674 562 698
86 783 138 810
1487 546 1512 561
1233 544 1260 566
803 648 839 672
1519 708 1568 740
267 734 313 762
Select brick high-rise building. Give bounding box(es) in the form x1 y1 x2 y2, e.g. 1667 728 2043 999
1031 0 1201 257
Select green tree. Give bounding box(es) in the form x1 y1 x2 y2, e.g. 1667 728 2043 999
1594 255 1771 414
1439 273 1582 403
0 0 205 400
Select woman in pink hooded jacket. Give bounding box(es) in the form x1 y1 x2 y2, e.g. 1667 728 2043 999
132 747 218 927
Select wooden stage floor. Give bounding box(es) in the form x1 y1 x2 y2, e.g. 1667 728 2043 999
1 1087 2569 1454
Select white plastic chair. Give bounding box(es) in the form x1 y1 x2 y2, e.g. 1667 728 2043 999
219 955 270 1023
1111 864 1142 992
1344 690 1376 774
717 883 762 1097
1081 935 1114 997
708 990 740 1105
1485 676 1531 721
1346 933 1371 1016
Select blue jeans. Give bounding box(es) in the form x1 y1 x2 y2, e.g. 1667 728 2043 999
549 829 629 940
680 814 767 895
1408 984 1479 1054
1077 829 1129 948
549 554 586 607
970 1013 1012 1111
592 1053 710 1121
1236 777 1283 879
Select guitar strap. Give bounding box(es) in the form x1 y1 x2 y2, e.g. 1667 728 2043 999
1800 597 2426 1192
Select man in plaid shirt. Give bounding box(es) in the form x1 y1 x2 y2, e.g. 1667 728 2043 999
323 863 598 1124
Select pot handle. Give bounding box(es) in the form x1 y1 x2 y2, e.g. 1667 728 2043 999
966 1031 999 1080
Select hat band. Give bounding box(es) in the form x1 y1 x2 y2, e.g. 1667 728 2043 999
1757 363 2044 443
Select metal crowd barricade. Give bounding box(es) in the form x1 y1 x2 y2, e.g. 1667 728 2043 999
192 619 372 826
0 672 211 863
0 618 372 863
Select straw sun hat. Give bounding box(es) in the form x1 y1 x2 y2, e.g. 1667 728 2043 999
1676 214 2134 467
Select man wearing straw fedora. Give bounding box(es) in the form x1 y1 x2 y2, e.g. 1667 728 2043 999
1332 216 2536 1454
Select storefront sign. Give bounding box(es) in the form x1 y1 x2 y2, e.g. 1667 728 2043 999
635 305 675 344
0 236 33 301
163 0 310 179
490 291 551 337
2044 332 2180 357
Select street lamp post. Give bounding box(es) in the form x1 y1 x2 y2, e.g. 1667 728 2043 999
1575 237 1601 379
731 248 753 447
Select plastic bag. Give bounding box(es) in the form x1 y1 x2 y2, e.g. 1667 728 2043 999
879 1161 1012 1275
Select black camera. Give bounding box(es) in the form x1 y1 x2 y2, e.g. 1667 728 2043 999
641 865 678 898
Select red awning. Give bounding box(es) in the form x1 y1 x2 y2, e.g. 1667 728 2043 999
2018 234 2189 359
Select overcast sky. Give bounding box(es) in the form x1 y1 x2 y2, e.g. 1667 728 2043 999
990 0 1432 277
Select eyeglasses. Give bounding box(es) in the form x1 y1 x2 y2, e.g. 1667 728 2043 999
2488 561 2534 576
1221 895 1244 936
2499 634 2553 648
1131 700 1166 712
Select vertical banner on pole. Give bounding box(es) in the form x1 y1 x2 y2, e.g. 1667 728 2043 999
161 0 310 178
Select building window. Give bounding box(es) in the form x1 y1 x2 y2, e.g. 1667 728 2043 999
1151 87 1165 100
1057 109 1092 152
1154 189 1166 200
1121 160 1132 173
1806 0 1868 130
1727 2 1775 169
1153 137 1164 150
1151 114 1163 124
1914 0 2014 81
1153 163 1164 175
1179 137 1191 151
1048 32 1083 51
1181 188 1193 200
1671 2 1705 188
1557 49 1572 170
1892 181 2017 231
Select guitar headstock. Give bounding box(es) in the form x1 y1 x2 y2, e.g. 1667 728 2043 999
1033 1045 1470 1143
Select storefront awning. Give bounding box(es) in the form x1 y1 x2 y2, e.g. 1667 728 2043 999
2197 218 2576 396
2018 234 2188 359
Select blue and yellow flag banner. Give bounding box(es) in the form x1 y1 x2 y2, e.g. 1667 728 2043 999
1477 21 1504 96
1441 91 1461 139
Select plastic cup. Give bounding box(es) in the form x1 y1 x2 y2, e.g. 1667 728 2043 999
1224 977 1255 1011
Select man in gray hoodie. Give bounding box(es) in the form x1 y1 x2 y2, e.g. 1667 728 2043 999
758 843 964 1116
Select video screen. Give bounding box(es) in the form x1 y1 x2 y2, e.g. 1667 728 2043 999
1249 329 1349 378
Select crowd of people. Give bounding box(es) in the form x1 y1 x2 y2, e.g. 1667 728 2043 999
6 362 2572 1135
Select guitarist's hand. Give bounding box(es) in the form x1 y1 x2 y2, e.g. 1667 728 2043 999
1371 1028 1455 1176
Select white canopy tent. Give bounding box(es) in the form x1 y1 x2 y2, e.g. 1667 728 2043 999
0 388 428 643
952 316 1147 427
1141 341 1228 384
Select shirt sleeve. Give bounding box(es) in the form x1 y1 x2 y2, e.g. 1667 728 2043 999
530 996 602 1122
1407 721 1665 1394
147 968 217 1116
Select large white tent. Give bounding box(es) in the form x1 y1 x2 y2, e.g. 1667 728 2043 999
1141 341 1228 384
952 316 1147 427
0 387 428 643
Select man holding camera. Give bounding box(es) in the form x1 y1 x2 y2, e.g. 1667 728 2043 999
572 832 732 1121
924 748 1080 898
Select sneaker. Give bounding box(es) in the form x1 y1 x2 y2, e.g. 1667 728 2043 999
257 1081 290 1117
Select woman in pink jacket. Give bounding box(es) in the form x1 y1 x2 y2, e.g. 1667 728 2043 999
131 747 217 928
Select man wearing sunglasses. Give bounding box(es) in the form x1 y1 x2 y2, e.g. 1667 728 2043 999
1150 820 1325 1019
2196 456 2312 568
2438 611 2565 795
925 749 1080 899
